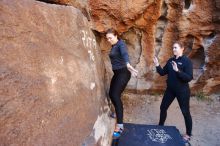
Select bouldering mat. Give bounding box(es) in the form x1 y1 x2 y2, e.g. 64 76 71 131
112 123 185 146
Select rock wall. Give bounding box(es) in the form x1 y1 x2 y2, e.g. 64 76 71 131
0 0 219 145
0 0 113 145
89 0 220 94
36 0 90 20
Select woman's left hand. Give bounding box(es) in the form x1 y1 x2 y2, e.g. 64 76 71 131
126 63 138 77
171 61 179 72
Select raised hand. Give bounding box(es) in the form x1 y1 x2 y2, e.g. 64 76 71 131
171 61 179 72
153 56 159 66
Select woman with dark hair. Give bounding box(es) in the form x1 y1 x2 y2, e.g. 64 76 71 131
153 42 193 143
106 28 138 138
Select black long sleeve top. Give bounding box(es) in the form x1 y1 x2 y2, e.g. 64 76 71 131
156 55 193 91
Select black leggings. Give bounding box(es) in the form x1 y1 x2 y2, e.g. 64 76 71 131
159 88 192 136
109 67 131 124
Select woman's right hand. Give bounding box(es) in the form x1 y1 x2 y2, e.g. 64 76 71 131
130 70 138 78
126 63 138 77
153 56 159 66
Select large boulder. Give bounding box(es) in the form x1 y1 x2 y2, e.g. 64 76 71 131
0 0 113 145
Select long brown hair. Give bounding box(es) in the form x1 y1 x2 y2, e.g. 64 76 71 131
174 41 185 49
106 28 119 37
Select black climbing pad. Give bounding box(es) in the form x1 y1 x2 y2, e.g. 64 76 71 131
112 123 185 146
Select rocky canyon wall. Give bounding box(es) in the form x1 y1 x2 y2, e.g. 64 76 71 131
89 0 220 94
0 0 113 146
0 0 219 145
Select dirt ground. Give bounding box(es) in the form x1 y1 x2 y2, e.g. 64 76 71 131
122 93 220 146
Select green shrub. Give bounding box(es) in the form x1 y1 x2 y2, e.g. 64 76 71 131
195 91 212 101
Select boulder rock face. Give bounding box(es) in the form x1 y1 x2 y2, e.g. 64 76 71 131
0 0 113 146
37 0 90 20
89 0 220 94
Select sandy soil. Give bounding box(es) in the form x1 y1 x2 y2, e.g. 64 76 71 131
121 94 220 146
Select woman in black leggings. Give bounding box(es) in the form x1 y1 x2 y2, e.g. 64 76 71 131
153 42 193 143
106 29 138 138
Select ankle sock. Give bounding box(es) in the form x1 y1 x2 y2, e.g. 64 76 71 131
117 124 124 129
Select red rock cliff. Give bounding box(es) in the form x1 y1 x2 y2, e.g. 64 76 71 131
89 0 220 94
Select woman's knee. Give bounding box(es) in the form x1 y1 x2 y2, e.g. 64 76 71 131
110 91 120 99
160 101 169 111
160 105 168 113
181 108 191 117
